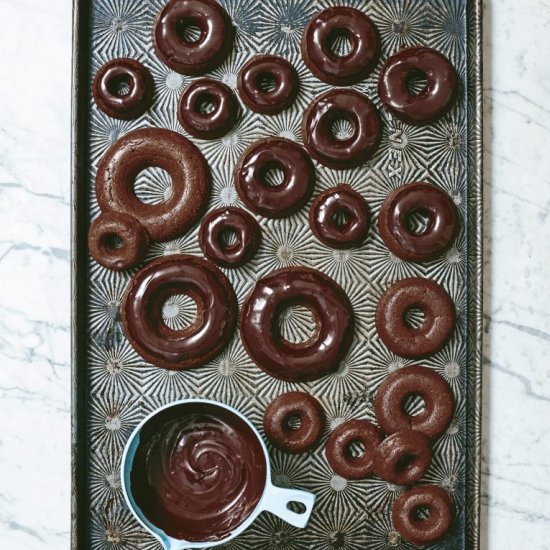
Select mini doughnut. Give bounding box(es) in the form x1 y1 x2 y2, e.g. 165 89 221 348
121 254 237 370
374 365 454 440
96 128 210 242
88 212 149 271
325 419 382 480
373 430 432 486
378 182 459 262
92 58 154 120
378 46 458 125
178 78 239 139
234 138 315 218
392 485 454 546
303 89 381 169
240 267 354 382
309 185 370 249
237 55 299 115
153 0 234 75
199 207 261 268
375 278 455 358
263 392 324 453
301 7 379 86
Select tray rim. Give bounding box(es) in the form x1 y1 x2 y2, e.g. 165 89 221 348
70 1 484 548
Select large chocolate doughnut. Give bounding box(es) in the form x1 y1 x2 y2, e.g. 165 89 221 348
153 0 234 75
303 89 381 169
199 207 261 268
378 46 458 125
92 58 154 120
121 254 237 370
378 182 459 262
240 267 354 382
301 7 379 85
95 128 210 242
375 278 455 358
263 391 324 453
325 419 382 480
234 138 315 218
392 486 454 546
237 55 299 115
374 366 454 440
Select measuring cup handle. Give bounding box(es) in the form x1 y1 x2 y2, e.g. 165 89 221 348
261 484 316 528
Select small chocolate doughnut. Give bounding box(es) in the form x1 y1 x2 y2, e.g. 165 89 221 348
121 254 237 370
374 366 454 440
263 392 324 453
303 89 381 169
392 486 454 546
378 182 459 262
234 137 315 218
199 207 261 268
378 46 459 125
373 430 432 486
88 212 149 271
153 0 234 75
325 419 382 480
92 58 154 120
237 55 299 115
178 78 239 139
301 7 379 86
240 267 354 382
309 185 370 249
375 278 455 358
96 128 210 242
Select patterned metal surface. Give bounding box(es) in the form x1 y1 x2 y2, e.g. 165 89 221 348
72 0 483 548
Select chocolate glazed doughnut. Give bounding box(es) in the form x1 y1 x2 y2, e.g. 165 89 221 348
301 7 380 85
96 128 210 242
378 182 459 262
374 366 454 440
375 278 455 358
240 267 354 382
93 58 154 120
235 137 315 218
238 55 299 115
303 89 381 169
153 0 234 75
121 254 237 370
378 46 458 125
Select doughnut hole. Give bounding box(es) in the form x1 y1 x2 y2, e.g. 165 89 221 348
331 206 353 231
175 17 203 43
134 166 174 205
217 227 240 251
403 305 426 330
402 393 426 417
194 92 217 115
161 293 198 331
260 160 286 187
412 504 432 522
278 304 318 345
346 439 366 459
101 232 125 250
326 27 354 57
106 73 133 97
406 68 429 96
255 71 278 94
328 111 356 142
405 207 432 235
285 414 303 431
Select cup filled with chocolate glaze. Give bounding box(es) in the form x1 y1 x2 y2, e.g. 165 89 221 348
121 399 316 549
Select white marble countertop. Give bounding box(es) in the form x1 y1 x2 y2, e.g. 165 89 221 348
0 0 549 547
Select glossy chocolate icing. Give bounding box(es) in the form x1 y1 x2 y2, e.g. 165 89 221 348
131 402 267 542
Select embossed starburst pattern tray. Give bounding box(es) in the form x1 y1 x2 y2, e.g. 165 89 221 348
71 0 483 548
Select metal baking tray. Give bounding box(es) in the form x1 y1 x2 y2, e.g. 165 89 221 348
71 0 483 548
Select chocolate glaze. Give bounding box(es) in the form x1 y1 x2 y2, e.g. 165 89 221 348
263 392 324 453
92 58 154 120
303 89 381 169
234 137 315 218
374 365 454 440
392 485 454 546
240 267 354 382
375 278 456 358
378 46 458 125
378 182 459 262
88 211 149 271
309 184 370 249
301 7 379 86
122 254 237 370
131 402 266 542
95 128 210 242
178 78 239 139
237 55 299 115
153 0 234 75
199 207 261 268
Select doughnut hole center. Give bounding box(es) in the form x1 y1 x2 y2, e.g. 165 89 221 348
195 93 217 115
175 17 204 44
217 227 239 251
395 452 417 472
412 505 431 522
403 306 426 330
107 74 132 97
326 28 354 57
161 293 198 331
402 393 426 417
331 208 352 231
285 414 302 431
134 166 173 205
406 68 429 96
405 207 432 235
255 72 278 94
346 439 366 459
278 304 317 345
101 232 125 251
329 111 356 142
260 161 286 187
